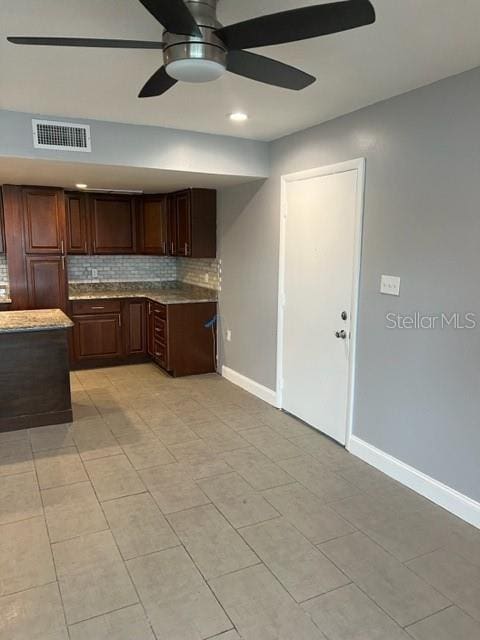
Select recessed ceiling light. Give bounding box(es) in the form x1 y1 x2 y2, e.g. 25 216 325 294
76 183 88 189
229 112 248 122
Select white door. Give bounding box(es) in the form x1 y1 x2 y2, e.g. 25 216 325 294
279 160 364 445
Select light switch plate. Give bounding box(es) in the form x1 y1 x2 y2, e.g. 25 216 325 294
381 275 401 296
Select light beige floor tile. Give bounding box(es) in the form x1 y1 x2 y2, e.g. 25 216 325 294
240 427 302 461
278 456 359 503
73 422 122 461
241 518 349 603
42 481 108 542
0 516 56 596
223 447 293 490
29 424 74 453
53 529 138 624
34 447 88 490
201 430 250 454
151 421 199 445
406 606 480 640
146 474 210 514
218 411 269 432
69 604 155 640
213 632 243 640
210 564 327 640
116 433 175 469
0 583 68 640
336 464 409 497
263 483 355 544
303 583 409 640
168 439 221 463
0 471 42 525
0 440 34 477
198 472 279 529
85 454 145 502
358 509 462 562
0 428 30 445
127 547 232 640
443 521 480 568
176 408 218 425
168 504 259 579
289 433 361 471
102 410 151 436
262 412 315 439
406 549 480 622
321 532 450 626
102 492 179 559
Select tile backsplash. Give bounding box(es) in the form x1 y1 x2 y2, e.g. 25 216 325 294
68 255 221 290
0 255 8 284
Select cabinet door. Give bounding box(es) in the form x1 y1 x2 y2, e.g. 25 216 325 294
147 301 155 357
141 197 168 255
175 191 192 257
90 195 136 254
23 188 66 254
73 314 123 361
25 256 67 311
124 300 146 355
66 192 89 254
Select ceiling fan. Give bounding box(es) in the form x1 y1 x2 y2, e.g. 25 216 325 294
7 0 376 98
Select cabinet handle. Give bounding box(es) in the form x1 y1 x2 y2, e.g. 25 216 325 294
118 314 122 328
163 241 166 255
61 255 65 271
61 240 65 255
171 242 174 255
91 306 105 310
148 302 152 315
184 242 188 255
84 241 88 253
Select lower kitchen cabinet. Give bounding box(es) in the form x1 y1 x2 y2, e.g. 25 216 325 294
72 313 123 362
71 297 216 376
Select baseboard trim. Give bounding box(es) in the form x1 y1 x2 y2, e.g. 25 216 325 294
348 436 480 529
221 366 278 407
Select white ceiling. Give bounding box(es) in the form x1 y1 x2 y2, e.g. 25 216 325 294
0 157 260 192
1 0 480 141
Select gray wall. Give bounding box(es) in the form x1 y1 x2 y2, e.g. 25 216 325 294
218 67 480 502
0 109 269 179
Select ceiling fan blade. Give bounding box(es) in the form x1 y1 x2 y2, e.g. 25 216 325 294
138 0 201 37
216 0 376 50
227 50 315 90
139 66 177 98
7 37 165 49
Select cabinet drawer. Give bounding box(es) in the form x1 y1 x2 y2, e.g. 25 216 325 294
72 299 121 315
153 317 167 341
152 340 168 367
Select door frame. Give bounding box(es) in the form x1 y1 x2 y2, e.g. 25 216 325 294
276 158 366 447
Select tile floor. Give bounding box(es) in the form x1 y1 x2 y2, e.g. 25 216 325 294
0 363 479 639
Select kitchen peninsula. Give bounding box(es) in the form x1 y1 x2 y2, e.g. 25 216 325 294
0 309 73 431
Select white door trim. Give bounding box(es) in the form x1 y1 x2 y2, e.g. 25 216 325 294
276 158 366 448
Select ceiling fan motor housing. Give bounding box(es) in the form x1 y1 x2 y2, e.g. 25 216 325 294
163 0 227 82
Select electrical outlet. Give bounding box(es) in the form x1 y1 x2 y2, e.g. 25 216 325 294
204 273 209 283
226 330 232 342
381 275 401 296
91 268 98 278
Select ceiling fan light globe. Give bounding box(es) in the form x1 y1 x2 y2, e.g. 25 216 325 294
166 59 225 83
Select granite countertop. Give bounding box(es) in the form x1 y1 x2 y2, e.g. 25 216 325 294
69 281 218 305
0 285 11 304
0 296 12 304
0 309 74 334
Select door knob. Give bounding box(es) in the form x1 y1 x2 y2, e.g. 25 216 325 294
335 330 347 340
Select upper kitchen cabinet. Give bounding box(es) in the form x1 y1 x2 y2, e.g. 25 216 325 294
168 189 216 258
65 191 89 254
139 196 168 255
22 187 66 255
89 194 137 254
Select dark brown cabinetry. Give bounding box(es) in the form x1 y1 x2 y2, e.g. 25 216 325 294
2 185 68 311
71 297 216 376
22 188 66 255
26 256 67 311
168 189 216 258
89 194 137 254
71 300 123 362
139 196 168 255
124 299 147 356
65 192 89 254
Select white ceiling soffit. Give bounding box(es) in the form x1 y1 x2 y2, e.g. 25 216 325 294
0 157 263 192
1 0 480 141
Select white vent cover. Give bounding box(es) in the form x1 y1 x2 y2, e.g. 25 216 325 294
32 119 91 152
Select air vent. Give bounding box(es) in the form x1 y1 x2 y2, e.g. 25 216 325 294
32 119 91 152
